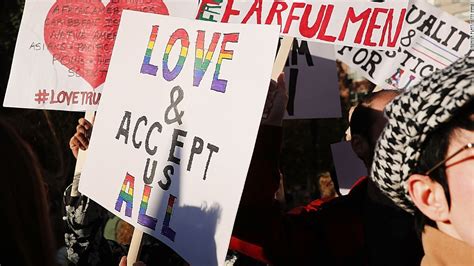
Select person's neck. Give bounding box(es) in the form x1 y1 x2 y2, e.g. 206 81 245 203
437 222 464 244
422 226 474 265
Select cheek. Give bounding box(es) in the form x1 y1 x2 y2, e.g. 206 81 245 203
447 165 474 245
448 164 474 209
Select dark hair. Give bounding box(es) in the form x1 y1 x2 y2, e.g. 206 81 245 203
0 119 56 266
350 90 400 141
412 99 474 237
350 104 372 141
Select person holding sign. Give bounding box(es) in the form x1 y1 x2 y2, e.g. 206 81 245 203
70 117 93 159
64 73 287 265
66 130 187 265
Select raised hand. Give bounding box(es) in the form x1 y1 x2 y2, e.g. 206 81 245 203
69 118 93 158
262 72 288 127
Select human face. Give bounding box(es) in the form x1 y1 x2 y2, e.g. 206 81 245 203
444 128 474 246
318 175 336 199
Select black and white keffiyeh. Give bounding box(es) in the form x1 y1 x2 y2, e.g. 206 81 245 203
370 55 474 213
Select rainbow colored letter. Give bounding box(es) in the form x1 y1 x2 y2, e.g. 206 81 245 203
140 26 159 76
115 173 135 217
161 194 177 241
211 33 239 93
194 31 221 87
138 184 158 230
163 29 189 81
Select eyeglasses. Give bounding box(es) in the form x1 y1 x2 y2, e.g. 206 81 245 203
425 142 474 176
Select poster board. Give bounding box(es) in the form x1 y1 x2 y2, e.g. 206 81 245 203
331 141 367 194
283 40 340 119
3 0 173 111
79 11 279 266
336 0 471 90
196 0 409 49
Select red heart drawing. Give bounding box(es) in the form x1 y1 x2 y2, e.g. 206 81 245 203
44 0 169 89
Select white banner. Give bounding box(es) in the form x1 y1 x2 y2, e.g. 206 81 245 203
3 0 175 111
196 0 409 50
336 0 471 90
79 11 279 266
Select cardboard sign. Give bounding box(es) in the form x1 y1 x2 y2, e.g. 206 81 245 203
196 0 409 49
330 141 367 193
79 11 279 266
336 0 471 90
3 0 176 111
283 40 341 119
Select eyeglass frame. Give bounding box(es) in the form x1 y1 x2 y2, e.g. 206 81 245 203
425 142 474 176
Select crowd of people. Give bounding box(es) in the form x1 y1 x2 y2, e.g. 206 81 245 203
1 53 472 265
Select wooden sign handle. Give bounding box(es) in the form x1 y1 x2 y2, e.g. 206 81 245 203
271 36 293 81
127 229 144 266
71 111 95 197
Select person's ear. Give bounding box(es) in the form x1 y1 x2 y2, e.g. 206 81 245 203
351 134 369 161
407 174 450 223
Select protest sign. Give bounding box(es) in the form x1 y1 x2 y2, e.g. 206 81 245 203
79 11 279 266
336 0 471 90
196 0 409 49
283 40 340 119
3 0 176 111
330 141 367 194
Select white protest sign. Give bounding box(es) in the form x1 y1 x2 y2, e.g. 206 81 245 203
336 0 471 90
195 0 409 50
79 11 279 266
3 0 179 111
283 40 340 119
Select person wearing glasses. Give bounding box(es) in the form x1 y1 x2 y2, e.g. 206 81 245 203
370 55 473 265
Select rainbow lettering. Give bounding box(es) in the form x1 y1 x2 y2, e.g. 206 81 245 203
137 184 158 230
161 194 177 241
211 33 240 93
140 26 239 93
115 173 135 217
141 25 159 76
193 31 221 87
163 29 189 81
385 68 403 88
385 68 416 90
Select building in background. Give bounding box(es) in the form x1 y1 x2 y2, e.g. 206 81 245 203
429 0 469 21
